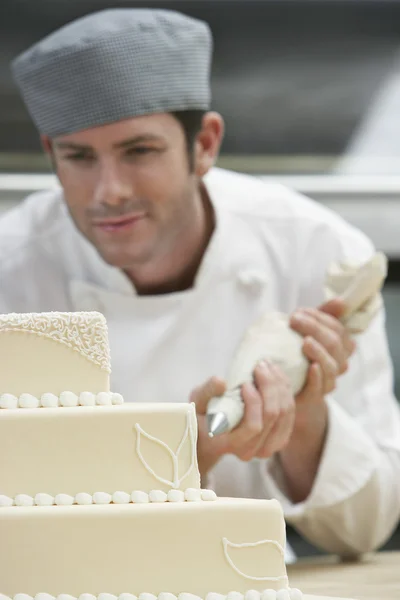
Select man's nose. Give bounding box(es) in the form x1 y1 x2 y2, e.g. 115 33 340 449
94 160 133 206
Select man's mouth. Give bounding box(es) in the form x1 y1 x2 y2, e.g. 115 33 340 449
92 214 145 232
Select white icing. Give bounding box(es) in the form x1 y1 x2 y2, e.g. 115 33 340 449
135 405 196 489
131 491 150 503
18 393 40 408
185 488 202 502
41 393 60 407
35 594 55 600
158 595 176 600
201 489 217 501
0 594 11 600
76 492 93 505
111 392 124 405
98 595 118 600
118 595 138 600
289 591 303 600
15 494 34 507
0 393 18 409
245 592 260 600
13 595 32 600
96 392 113 406
179 595 200 600
57 595 77 600
149 490 168 503
227 594 244 600
138 595 157 600
79 595 97 600
222 538 288 582
112 491 131 504
60 392 79 407
93 492 112 504
276 592 290 600
205 595 225 600
0 311 111 372
0 495 13 507
261 592 277 600
55 493 75 506
167 489 185 502
35 493 54 506
79 392 96 406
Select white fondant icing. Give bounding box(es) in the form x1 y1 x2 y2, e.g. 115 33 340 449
205 594 225 600
131 490 150 503
185 488 202 502
79 392 96 406
0 495 13 507
167 489 185 502
98 595 118 600
138 594 157 600
41 393 59 407
118 595 138 600
135 406 195 489
57 595 76 600
179 595 201 600
227 594 244 600
96 392 112 406
222 538 288 582
14 596 32 600
276 592 290 600
15 494 34 507
18 393 39 408
0 594 11 600
261 592 277 600
76 492 93 505
201 489 217 501
0 311 111 372
55 494 74 506
149 489 168 503
34 493 54 506
111 392 124 405
35 594 55 600
112 491 131 504
79 595 97 600
289 591 303 600
60 392 79 407
245 592 260 600
0 393 18 409
158 594 177 600
93 492 112 504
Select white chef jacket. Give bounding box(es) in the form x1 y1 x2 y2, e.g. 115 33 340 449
1 167 399 557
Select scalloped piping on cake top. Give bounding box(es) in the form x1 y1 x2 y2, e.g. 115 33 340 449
0 590 303 600
0 488 217 507
222 538 287 583
0 391 124 409
0 311 111 372
135 405 196 489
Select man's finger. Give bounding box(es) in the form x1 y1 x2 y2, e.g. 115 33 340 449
318 297 346 319
299 307 356 356
303 336 338 392
190 376 226 415
291 313 346 368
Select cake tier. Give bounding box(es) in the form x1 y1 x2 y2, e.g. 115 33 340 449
0 403 200 498
0 498 288 596
0 311 110 396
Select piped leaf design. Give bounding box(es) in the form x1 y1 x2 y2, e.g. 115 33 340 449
135 409 195 489
222 538 288 582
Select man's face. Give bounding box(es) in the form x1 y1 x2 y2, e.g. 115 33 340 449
50 113 202 270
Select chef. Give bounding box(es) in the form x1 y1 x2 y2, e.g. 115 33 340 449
3 8 400 557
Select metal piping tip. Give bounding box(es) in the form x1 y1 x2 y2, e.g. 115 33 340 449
207 412 230 438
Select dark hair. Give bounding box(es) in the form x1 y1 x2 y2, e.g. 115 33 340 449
171 110 206 170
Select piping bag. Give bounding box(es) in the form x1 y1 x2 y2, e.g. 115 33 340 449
207 252 388 437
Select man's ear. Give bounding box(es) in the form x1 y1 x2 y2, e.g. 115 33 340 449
194 112 224 178
40 135 52 155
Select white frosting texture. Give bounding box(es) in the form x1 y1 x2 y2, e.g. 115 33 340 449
0 392 124 409
0 592 302 600
0 489 216 507
0 311 110 372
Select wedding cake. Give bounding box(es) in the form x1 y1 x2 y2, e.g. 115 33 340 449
0 311 353 600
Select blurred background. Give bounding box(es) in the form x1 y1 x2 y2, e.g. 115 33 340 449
1 0 400 553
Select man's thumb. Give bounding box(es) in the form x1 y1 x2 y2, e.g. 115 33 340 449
189 376 226 415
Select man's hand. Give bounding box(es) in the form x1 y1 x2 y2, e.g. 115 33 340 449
191 361 295 483
278 297 357 502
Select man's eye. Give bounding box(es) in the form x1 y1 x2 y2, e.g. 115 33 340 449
65 153 94 162
126 147 154 156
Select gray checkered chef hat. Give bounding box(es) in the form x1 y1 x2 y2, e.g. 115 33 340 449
11 8 212 137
